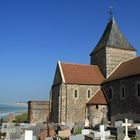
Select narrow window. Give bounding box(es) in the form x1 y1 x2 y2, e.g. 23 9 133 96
137 83 140 97
109 88 113 100
74 90 78 98
88 90 91 98
121 86 125 99
96 105 98 109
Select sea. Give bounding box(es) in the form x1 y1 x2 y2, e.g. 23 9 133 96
0 103 27 118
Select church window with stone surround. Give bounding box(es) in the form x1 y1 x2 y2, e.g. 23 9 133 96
121 86 125 99
137 83 140 97
87 90 91 98
74 90 78 98
109 88 113 100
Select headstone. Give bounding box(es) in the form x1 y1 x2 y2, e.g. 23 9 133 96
70 134 84 140
45 137 53 140
84 119 90 128
24 130 33 140
115 121 123 127
128 120 134 127
137 126 140 130
82 129 91 135
136 129 140 140
33 123 46 136
65 122 74 130
58 129 71 138
2 123 20 140
61 122 65 126
85 133 94 140
94 125 110 140
117 127 124 140
33 136 37 140
122 118 131 140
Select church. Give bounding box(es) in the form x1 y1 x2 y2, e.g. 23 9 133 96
50 15 140 125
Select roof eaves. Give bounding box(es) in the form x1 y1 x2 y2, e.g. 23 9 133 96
86 88 100 104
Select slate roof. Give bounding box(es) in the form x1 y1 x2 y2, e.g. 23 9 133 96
90 18 136 55
87 88 108 105
103 56 140 83
60 62 105 85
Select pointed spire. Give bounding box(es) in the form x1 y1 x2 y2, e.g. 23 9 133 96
90 12 136 55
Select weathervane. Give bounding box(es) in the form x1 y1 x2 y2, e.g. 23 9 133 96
108 6 114 20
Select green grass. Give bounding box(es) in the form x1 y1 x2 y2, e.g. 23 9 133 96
14 112 28 123
131 137 136 140
74 127 82 134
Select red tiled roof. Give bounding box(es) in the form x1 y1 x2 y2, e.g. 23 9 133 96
103 56 140 83
87 88 108 105
60 62 105 85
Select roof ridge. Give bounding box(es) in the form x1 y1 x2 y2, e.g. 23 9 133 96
103 56 140 83
60 61 98 67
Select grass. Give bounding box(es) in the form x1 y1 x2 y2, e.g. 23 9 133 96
74 127 82 134
14 112 28 123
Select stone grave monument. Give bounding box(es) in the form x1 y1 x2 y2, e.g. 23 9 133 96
122 118 131 140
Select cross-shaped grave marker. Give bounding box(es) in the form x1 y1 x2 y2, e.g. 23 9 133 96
94 125 110 140
122 118 131 140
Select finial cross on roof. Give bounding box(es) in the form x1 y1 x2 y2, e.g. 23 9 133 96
108 6 113 20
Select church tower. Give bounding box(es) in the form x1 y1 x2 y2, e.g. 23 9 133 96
90 16 136 78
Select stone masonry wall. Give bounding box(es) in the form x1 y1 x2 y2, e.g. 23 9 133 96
90 48 106 78
51 84 61 123
87 105 107 125
106 47 136 77
65 84 100 124
28 101 50 124
91 47 136 78
102 75 140 123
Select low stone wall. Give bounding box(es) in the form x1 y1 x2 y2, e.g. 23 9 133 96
28 101 50 124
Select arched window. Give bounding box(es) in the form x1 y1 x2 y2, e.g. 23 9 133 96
137 83 140 97
74 90 78 98
87 90 91 98
121 86 125 99
109 88 113 100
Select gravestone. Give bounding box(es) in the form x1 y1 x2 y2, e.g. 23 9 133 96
136 129 140 140
128 120 134 127
58 129 71 138
137 126 140 130
94 125 110 140
82 129 91 135
84 119 90 128
85 133 94 140
65 122 74 130
2 123 21 140
33 123 46 136
70 134 84 140
122 118 131 140
115 121 123 127
33 136 38 140
45 137 54 140
24 130 33 140
117 127 124 140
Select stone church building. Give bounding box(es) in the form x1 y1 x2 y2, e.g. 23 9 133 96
50 16 140 125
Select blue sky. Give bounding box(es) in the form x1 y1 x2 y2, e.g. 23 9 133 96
0 0 140 102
